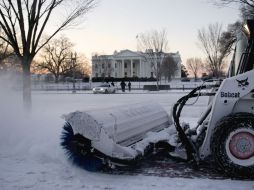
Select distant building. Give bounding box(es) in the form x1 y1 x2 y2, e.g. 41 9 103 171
92 49 181 79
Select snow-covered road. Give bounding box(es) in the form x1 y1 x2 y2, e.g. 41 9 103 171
0 90 253 190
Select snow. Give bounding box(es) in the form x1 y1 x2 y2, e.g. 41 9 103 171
64 101 171 159
0 85 253 190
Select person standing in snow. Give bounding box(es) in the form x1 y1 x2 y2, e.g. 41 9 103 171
120 80 126 92
128 81 131 92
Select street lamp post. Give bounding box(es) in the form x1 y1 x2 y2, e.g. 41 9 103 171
71 52 77 93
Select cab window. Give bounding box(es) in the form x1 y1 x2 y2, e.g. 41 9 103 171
234 32 248 75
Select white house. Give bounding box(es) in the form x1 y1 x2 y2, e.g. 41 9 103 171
92 49 181 79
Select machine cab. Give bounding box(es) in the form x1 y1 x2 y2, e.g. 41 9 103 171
228 20 254 77
199 20 254 166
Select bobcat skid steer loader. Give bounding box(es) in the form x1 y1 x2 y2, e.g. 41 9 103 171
172 20 254 177
60 20 253 177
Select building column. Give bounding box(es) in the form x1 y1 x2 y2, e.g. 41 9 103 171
113 60 116 77
122 59 124 78
139 59 142 78
130 59 133 77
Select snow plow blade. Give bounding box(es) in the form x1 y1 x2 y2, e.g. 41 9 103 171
61 102 175 171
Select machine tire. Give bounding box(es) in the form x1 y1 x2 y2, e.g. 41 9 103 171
105 90 109 94
211 112 254 177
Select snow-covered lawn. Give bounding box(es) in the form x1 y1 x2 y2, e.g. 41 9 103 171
0 90 253 190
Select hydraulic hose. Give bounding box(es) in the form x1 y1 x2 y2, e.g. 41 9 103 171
172 85 207 163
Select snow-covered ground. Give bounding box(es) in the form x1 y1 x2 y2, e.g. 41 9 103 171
0 88 253 190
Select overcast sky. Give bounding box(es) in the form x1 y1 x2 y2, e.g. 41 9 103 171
61 0 240 65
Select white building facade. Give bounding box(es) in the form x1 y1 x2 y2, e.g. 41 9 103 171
92 50 181 79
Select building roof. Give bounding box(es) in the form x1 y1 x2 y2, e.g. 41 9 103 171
92 49 181 59
113 50 143 58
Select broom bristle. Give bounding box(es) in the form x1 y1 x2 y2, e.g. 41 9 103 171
60 122 104 171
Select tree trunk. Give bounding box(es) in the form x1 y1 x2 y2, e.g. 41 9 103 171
156 77 159 91
22 58 32 111
55 75 59 83
168 75 171 82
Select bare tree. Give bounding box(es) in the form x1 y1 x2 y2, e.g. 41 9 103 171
62 54 91 79
36 36 74 83
75 54 91 78
137 29 169 89
0 31 12 71
219 21 242 57
0 0 97 109
160 55 178 82
197 23 228 78
0 31 23 72
186 58 203 81
214 0 254 18
181 64 189 78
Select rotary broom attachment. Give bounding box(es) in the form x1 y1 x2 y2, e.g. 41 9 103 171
60 102 177 171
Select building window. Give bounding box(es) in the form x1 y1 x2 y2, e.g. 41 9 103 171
151 72 154 78
95 73 98 77
108 73 111 77
108 63 111 68
124 62 127 68
125 72 127 77
115 63 117 68
133 63 135 68
102 63 104 69
95 64 98 69
115 73 117 77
